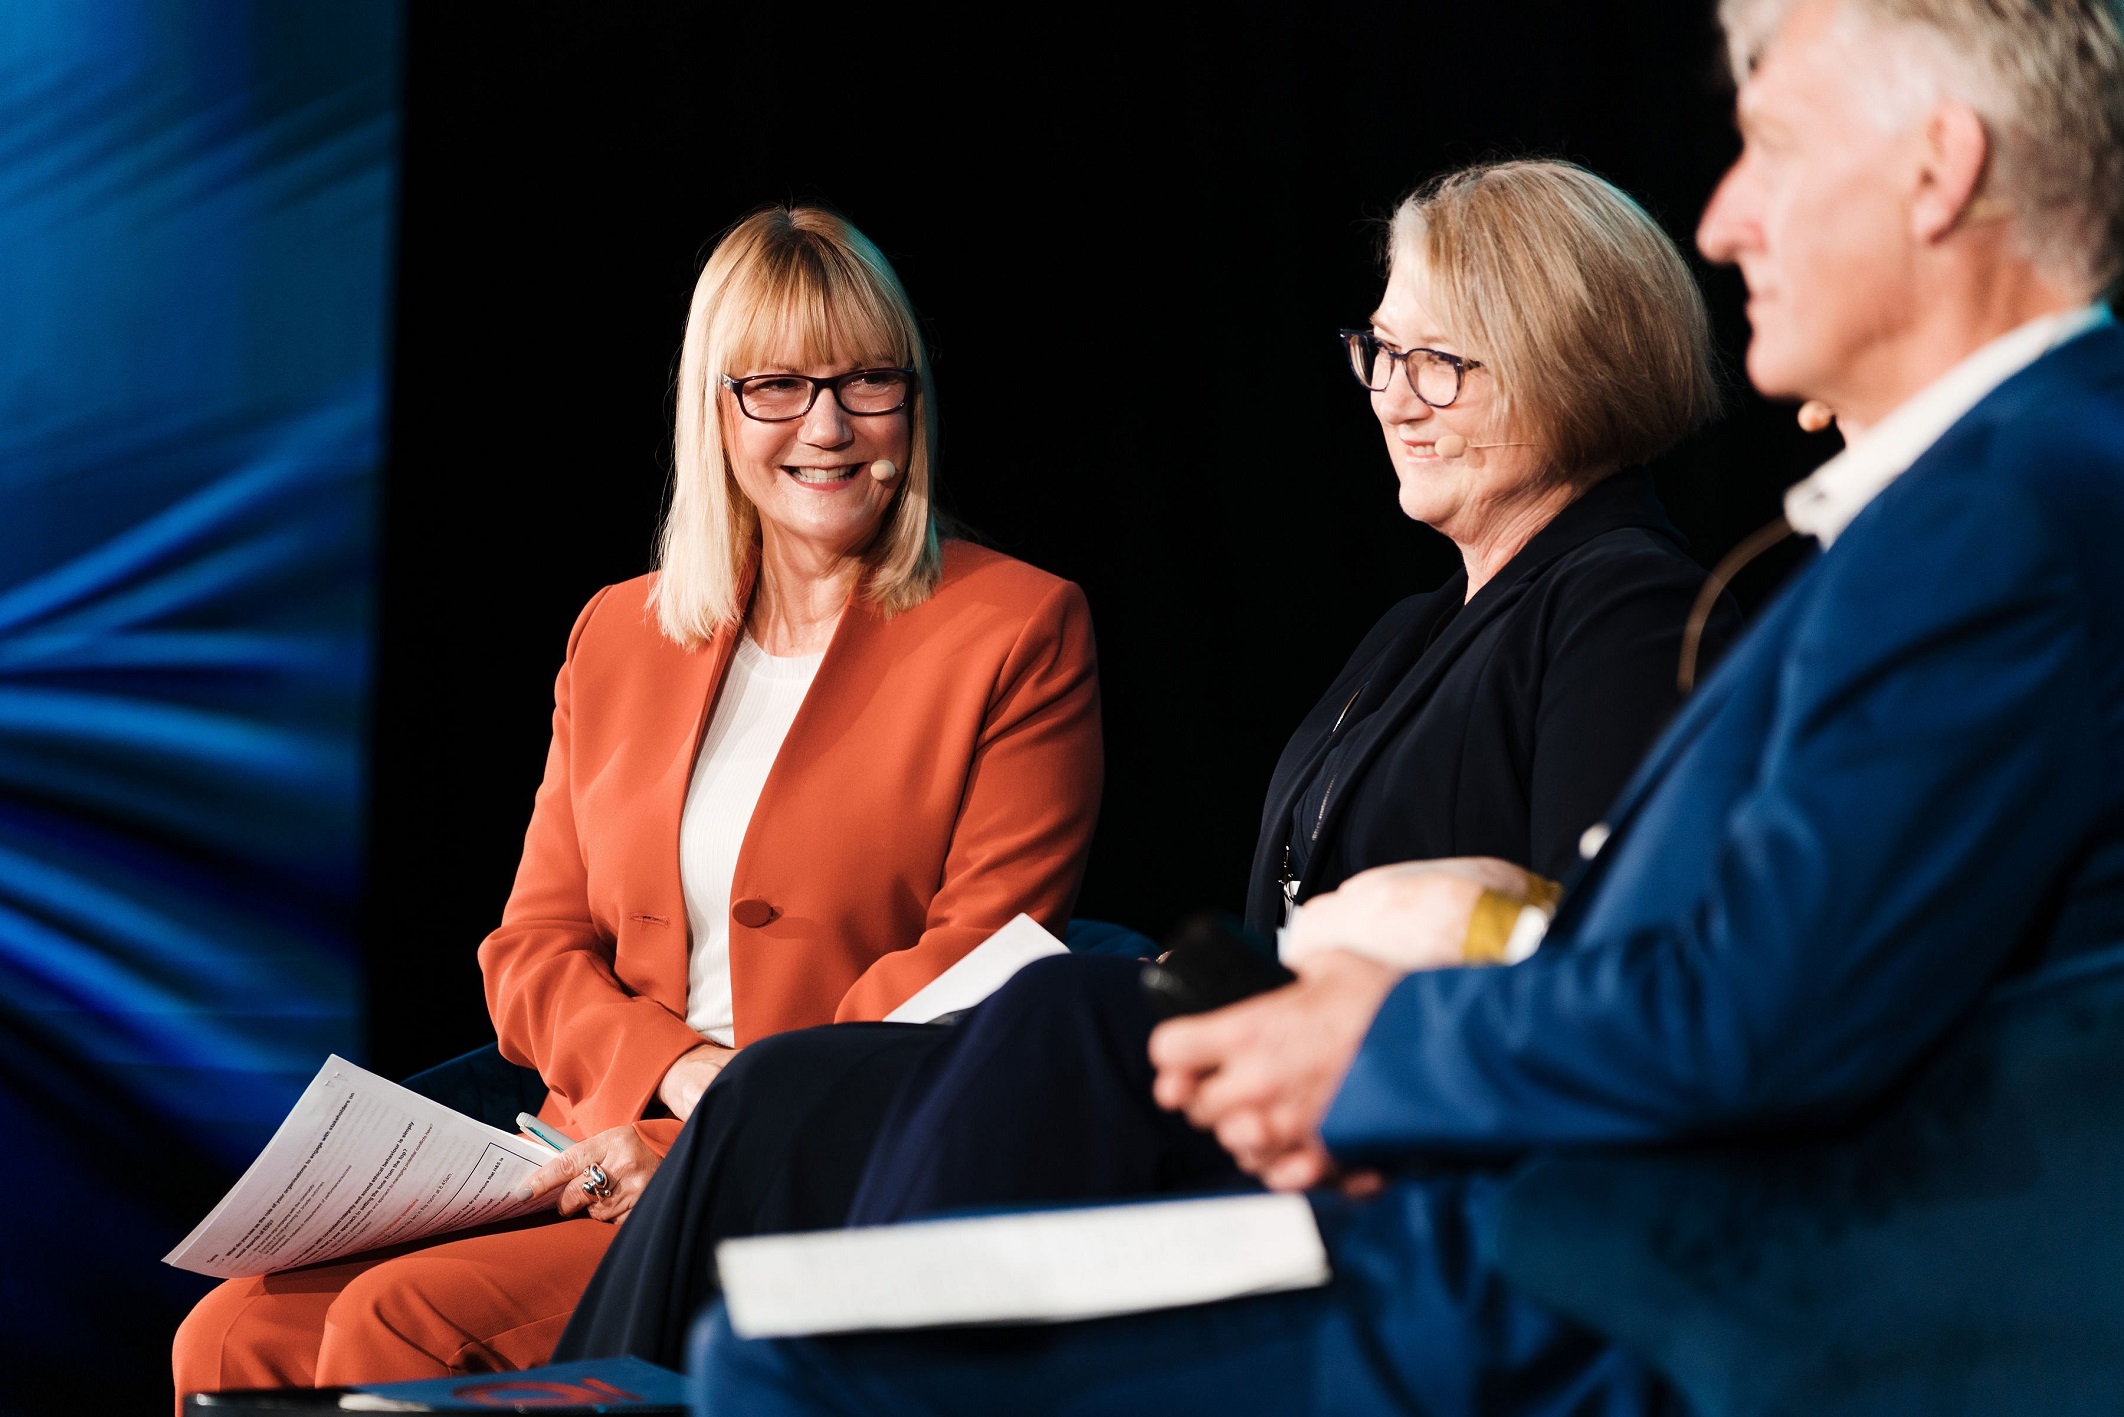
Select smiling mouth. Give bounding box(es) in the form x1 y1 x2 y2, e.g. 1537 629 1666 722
783 464 860 485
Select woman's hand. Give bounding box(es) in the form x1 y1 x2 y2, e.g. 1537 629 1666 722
657 1041 737 1122
519 1125 661 1224
1284 856 1537 971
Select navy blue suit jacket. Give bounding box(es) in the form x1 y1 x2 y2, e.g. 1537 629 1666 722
1327 322 2124 1159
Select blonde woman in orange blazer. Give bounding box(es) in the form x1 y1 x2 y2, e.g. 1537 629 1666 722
172 207 1102 1401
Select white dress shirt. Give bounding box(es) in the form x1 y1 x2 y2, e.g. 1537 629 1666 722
678 634 822 1045
1523 303 2112 964
1783 304 2112 547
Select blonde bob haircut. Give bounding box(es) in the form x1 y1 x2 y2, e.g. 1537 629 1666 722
651 206 942 646
1389 160 1722 477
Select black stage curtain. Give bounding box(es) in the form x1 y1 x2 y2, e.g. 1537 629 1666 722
369 2 1826 1078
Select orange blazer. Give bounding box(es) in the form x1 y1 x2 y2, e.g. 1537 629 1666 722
479 542 1102 1153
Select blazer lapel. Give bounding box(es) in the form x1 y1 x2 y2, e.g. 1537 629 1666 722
1294 574 1535 894
1296 472 1679 897
637 557 758 991
1244 586 1462 922
748 561 884 818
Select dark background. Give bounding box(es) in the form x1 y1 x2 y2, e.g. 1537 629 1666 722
366 1 1827 1080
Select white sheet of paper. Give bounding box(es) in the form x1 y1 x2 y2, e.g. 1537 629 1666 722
163 1055 555 1279
882 912 1068 1023
718 1192 1331 1338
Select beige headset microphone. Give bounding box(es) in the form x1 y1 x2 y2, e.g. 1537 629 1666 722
868 458 900 482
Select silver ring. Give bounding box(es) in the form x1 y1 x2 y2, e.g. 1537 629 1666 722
580 1162 612 1199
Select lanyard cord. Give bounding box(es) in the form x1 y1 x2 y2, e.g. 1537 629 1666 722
1280 676 1372 908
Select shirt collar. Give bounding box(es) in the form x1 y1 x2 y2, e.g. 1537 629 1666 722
1783 303 2113 546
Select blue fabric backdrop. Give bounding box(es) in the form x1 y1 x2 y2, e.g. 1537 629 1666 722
0 2 398 1406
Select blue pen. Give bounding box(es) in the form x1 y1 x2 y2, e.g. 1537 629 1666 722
517 1112 578 1156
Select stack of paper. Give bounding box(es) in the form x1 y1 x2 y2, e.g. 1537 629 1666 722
168 914 1095 1283
883 912 1068 1023
717 1192 1332 1337
165 1056 554 1279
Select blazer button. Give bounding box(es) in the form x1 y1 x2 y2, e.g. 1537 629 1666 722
1579 823 1611 860
732 897 779 928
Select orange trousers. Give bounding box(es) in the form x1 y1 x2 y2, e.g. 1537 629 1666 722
171 1214 615 1410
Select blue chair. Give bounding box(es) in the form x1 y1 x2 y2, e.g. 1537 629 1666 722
401 919 1162 1132
1060 916 1161 960
400 1035 549 1133
1492 941 2124 1416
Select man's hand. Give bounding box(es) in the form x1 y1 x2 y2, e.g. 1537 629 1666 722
519 1125 662 1224
1283 856 1536 971
1148 950 1402 1191
657 1041 736 1122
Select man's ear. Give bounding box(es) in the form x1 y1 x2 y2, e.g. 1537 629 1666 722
1911 99 1992 244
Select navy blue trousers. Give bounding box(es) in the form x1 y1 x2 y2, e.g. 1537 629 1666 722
581 955 1672 1415
686 956 1672 1415
848 955 1241 1224
690 1177 1675 1416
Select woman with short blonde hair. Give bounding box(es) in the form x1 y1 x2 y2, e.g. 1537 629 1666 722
174 205 1104 1398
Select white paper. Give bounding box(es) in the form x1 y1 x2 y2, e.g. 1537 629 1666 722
883 913 1068 1023
164 1055 555 1279
718 1192 1331 1338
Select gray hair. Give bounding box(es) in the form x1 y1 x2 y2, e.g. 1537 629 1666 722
1719 0 2124 296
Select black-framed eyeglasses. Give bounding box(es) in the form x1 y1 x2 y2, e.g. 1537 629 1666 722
721 367 918 422
1338 330 1481 408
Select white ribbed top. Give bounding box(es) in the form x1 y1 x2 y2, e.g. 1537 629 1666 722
679 634 823 1044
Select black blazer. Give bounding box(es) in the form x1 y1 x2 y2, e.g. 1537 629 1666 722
1245 469 1737 934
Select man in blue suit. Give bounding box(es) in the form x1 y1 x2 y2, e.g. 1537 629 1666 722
694 0 2124 1410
